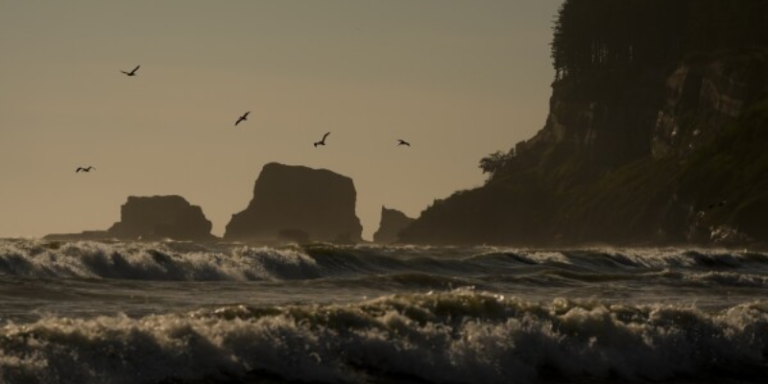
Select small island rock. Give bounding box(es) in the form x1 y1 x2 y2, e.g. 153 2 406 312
224 163 363 243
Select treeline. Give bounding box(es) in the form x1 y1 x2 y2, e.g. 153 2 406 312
552 0 768 80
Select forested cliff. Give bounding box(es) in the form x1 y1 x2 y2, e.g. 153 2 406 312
400 0 768 246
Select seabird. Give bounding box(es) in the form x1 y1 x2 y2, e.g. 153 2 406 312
76 166 95 173
314 132 330 147
235 111 250 126
397 139 411 147
120 65 140 77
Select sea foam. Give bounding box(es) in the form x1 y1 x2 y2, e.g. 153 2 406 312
1 291 767 384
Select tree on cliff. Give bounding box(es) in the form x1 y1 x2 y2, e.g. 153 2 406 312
551 0 768 81
479 150 514 180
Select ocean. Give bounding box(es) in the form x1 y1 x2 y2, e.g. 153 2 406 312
0 239 766 384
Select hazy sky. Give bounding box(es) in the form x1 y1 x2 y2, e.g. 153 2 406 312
1 1 562 239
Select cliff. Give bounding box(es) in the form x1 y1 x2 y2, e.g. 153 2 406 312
400 0 768 246
224 163 363 243
107 196 215 241
373 206 414 244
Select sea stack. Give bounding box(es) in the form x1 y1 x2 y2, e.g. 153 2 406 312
107 196 215 241
224 163 363 243
373 206 414 244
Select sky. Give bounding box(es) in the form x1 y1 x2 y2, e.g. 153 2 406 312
0 1 562 240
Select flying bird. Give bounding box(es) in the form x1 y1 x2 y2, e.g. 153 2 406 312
235 111 250 126
314 132 330 147
397 139 411 147
76 166 95 173
120 65 140 77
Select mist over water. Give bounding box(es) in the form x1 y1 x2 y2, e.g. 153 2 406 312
1 239 767 384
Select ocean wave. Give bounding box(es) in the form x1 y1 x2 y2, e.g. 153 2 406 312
2 240 768 284
0 240 321 281
1 292 767 384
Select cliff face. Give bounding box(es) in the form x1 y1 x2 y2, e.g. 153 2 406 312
401 50 768 246
107 196 215 241
373 207 414 244
224 163 363 243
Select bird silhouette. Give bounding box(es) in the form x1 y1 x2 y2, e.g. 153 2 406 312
314 132 331 147
235 111 250 126
397 139 411 147
76 166 95 173
120 65 140 77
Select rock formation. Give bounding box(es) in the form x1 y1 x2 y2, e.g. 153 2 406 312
224 163 363 243
400 1 768 246
373 206 414 244
107 196 215 241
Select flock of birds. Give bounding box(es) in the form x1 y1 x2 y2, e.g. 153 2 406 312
76 65 411 173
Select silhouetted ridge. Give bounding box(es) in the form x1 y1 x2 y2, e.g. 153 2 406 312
401 1 768 246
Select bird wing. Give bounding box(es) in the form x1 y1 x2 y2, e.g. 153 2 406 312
323 132 330 140
132 65 140 73
244 111 250 118
235 118 243 126
76 167 83 172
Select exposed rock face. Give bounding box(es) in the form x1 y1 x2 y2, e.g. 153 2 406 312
224 163 363 243
652 60 767 159
107 196 215 241
373 206 414 244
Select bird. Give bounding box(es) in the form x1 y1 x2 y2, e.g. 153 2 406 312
397 139 411 147
235 111 250 126
120 65 140 77
76 166 95 173
314 132 330 147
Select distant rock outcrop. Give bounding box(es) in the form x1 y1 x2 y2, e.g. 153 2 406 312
107 196 215 241
373 206 414 244
224 163 363 243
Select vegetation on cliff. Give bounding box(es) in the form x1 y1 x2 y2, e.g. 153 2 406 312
551 0 768 80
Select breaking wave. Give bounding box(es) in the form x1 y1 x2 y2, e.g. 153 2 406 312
1 291 767 384
1 240 768 285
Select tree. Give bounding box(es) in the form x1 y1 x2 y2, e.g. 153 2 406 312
479 150 514 179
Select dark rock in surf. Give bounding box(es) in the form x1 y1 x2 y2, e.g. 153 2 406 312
107 196 216 241
224 163 363 243
44 230 110 241
373 206 414 244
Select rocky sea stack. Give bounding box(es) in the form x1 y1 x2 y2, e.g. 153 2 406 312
224 163 363 243
373 206 414 244
107 196 215 241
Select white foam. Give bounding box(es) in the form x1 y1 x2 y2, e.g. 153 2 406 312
1 292 766 384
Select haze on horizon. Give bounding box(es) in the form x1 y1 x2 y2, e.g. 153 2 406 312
0 1 561 239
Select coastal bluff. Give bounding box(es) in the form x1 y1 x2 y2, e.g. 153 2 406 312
400 1 768 246
107 196 215 241
224 163 363 243
373 206 414 244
